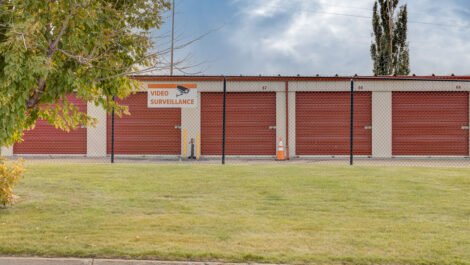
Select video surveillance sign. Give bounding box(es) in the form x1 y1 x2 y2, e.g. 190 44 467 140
147 83 198 108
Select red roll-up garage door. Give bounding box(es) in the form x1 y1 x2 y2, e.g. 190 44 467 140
107 92 181 155
392 92 469 156
14 95 87 155
201 92 277 155
296 92 372 155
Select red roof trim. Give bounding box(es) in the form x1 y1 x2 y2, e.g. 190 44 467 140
131 75 470 82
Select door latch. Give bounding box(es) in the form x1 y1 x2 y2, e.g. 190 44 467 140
268 126 277 130
364 125 372 130
462 125 470 130
175 125 182 129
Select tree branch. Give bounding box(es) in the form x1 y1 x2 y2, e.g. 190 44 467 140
27 8 73 109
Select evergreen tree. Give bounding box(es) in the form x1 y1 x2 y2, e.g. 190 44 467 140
371 0 410 76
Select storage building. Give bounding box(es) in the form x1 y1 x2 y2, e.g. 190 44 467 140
1 75 469 159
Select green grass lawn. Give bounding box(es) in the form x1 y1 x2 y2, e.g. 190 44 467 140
0 163 469 265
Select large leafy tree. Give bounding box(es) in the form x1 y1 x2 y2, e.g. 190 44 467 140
0 0 170 146
371 0 410 76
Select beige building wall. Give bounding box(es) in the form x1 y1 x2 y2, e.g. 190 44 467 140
1 146 13 157
289 81 351 92
276 92 287 152
86 102 107 157
225 81 284 92
287 91 296 158
82 79 470 159
142 81 222 158
289 80 470 92
357 80 470 92
372 92 393 158
181 94 201 158
170 81 284 158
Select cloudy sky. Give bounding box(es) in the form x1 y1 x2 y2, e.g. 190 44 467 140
153 0 470 76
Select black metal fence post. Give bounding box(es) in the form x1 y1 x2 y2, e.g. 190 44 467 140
111 95 115 164
222 77 227 165
350 79 354 166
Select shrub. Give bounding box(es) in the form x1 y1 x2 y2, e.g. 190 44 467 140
0 157 24 207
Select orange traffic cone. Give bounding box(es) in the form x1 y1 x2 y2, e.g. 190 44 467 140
276 138 286 161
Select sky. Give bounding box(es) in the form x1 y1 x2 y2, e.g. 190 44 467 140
152 0 470 76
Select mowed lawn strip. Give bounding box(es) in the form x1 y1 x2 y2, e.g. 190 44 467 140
0 163 469 265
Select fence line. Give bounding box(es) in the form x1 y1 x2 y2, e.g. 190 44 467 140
5 76 468 167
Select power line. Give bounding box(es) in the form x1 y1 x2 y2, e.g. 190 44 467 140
300 9 470 29
238 1 470 30
313 2 468 19
165 1 470 30
162 0 470 30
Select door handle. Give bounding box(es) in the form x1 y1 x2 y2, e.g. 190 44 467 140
364 125 372 130
175 125 182 129
462 125 470 130
268 126 277 130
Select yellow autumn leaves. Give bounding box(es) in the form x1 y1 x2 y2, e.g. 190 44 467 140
0 157 24 207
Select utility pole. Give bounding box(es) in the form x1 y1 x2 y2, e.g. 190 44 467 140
388 0 394 75
170 0 175 76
